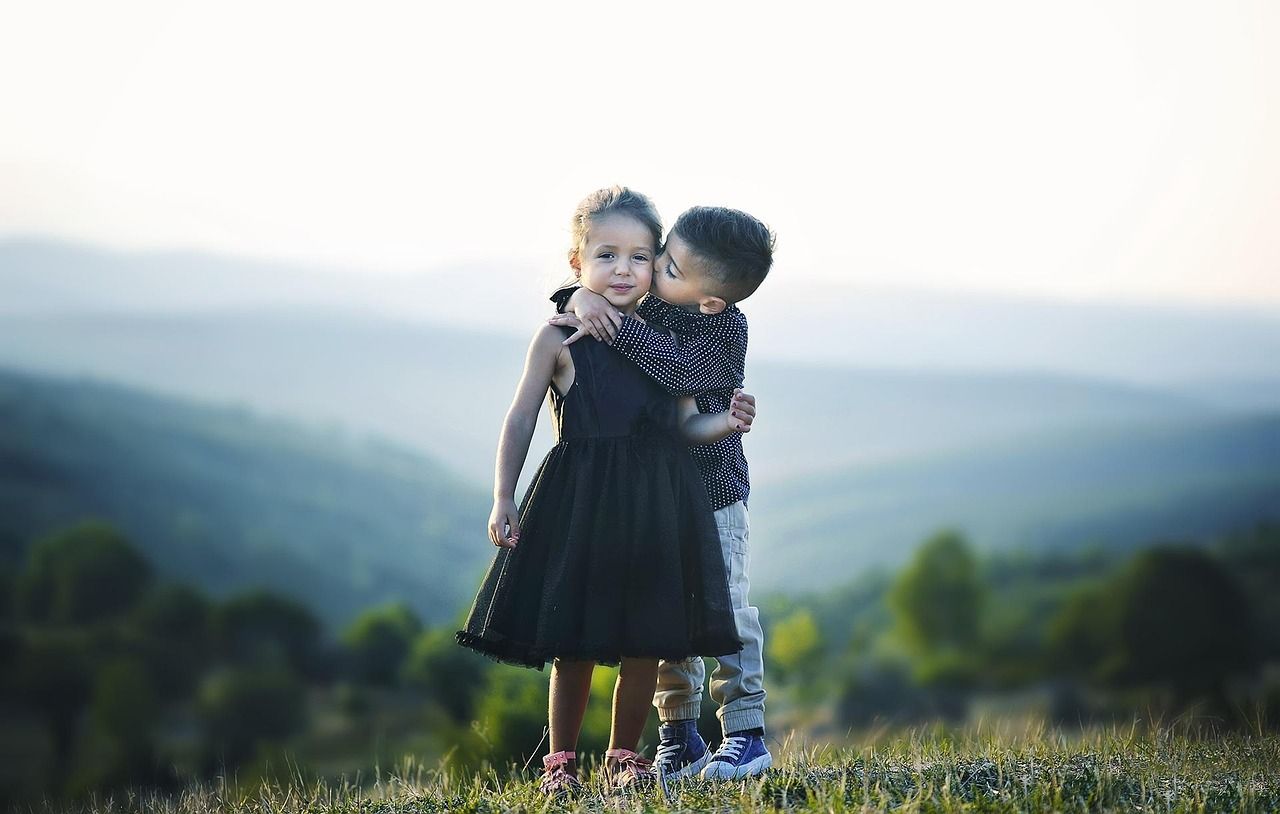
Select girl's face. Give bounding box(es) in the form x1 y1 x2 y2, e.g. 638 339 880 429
574 213 655 314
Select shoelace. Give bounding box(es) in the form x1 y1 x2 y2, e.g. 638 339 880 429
655 738 685 769
713 735 749 761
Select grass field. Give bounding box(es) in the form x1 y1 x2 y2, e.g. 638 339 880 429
32 723 1280 813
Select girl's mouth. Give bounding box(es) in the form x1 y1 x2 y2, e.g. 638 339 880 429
610 284 634 292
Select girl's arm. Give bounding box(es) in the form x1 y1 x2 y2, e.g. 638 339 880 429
489 325 567 548
677 389 756 445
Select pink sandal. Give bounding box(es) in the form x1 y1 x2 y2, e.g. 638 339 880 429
605 748 657 791
539 750 583 798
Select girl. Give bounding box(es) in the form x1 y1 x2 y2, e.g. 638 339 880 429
456 187 751 796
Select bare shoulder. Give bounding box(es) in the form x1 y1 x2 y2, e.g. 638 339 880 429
527 323 572 365
531 322 571 350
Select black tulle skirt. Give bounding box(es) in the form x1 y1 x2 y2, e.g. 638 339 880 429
456 433 742 669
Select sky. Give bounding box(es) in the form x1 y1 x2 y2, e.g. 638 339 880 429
2 1 1279 308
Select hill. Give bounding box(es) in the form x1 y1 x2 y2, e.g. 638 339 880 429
0 369 491 627
750 413 1280 591
0 311 1222 487
6 236 1280 384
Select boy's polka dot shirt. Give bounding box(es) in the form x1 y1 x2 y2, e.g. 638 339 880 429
552 288 750 511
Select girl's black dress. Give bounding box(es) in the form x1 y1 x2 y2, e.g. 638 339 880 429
456 328 742 669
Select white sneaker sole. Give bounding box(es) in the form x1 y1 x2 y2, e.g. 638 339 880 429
701 751 773 780
662 749 711 780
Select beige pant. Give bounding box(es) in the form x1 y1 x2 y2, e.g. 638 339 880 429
653 500 766 734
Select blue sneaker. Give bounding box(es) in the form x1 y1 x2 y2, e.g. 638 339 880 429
701 733 773 779
655 719 710 780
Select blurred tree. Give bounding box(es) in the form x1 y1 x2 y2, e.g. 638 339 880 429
198 667 307 768
68 657 164 794
0 562 13 622
89 657 158 751
1110 547 1258 705
768 608 823 685
15 521 152 624
133 584 211 644
1046 582 1116 679
1217 523 1280 661
1048 546 1258 708
474 668 547 769
9 636 92 773
402 628 488 721
213 591 320 676
343 602 422 686
131 584 214 698
887 530 986 685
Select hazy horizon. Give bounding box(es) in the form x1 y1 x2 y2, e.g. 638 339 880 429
4 2 1280 307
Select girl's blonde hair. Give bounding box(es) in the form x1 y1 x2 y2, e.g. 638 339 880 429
568 186 663 270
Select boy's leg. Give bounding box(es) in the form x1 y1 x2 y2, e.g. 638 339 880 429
653 655 709 778
708 501 766 734
654 656 705 722
702 501 771 778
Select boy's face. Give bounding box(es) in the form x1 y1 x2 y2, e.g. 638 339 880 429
651 232 723 313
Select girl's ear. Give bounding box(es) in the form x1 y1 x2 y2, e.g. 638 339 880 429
568 249 581 273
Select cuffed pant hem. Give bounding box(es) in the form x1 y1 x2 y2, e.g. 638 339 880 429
719 707 766 735
656 699 703 722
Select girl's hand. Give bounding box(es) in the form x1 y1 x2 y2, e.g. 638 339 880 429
488 499 521 548
729 388 757 433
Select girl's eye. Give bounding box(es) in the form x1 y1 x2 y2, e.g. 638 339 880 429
632 254 650 262
664 265 677 278
599 252 615 260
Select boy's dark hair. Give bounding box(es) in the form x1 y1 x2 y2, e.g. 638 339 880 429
672 206 775 303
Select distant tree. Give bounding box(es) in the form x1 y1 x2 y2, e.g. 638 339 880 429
132 584 215 696
402 628 489 721
9 636 93 772
475 668 548 769
342 602 422 686
15 521 152 624
198 667 307 768
1046 582 1116 679
887 530 986 685
768 609 823 685
133 584 211 644
213 591 320 675
1110 547 1258 704
1048 546 1258 708
1216 523 1280 661
0 563 14 621
69 657 164 794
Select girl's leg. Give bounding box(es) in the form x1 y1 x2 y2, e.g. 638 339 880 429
609 657 659 751
549 658 594 774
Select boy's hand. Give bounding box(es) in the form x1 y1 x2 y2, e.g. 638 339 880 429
488 499 520 548
729 388 757 433
547 288 622 344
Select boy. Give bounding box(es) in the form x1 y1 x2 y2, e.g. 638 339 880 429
548 205 775 780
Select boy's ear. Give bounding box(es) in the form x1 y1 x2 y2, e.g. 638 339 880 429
697 296 727 315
